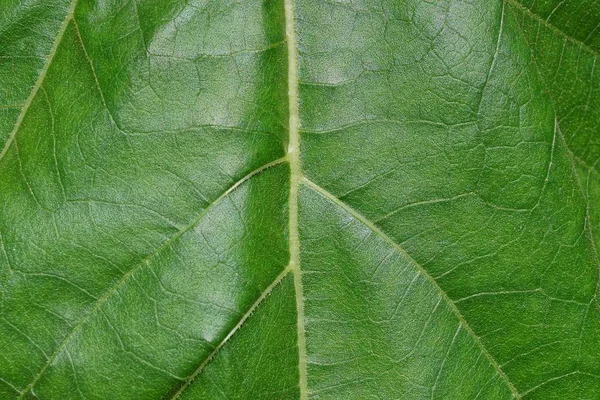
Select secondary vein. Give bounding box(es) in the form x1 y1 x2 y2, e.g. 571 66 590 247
17 157 287 398
0 0 79 164
301 177 522 399
505 0 600 58
168 267 293 399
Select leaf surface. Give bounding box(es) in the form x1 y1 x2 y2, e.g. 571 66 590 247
0 0 599 399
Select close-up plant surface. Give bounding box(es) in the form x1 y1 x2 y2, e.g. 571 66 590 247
1 0 599 398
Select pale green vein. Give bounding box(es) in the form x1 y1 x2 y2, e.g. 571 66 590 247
71 17 123 132
301 177 521 399
506 0 600 58
477 0 505 118
168 267 292 399
521 371 600 397
0 0 79 164
0 377 19 395
17 157 287 399
510 2 600 320
555 121 600 305
284 0 308 399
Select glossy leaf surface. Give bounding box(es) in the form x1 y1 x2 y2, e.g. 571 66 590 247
0 0 599 399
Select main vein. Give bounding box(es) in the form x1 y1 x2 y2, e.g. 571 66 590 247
0 0 79 164
284 0 308 398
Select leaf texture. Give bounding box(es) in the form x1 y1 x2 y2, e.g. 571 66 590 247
0 0 599 399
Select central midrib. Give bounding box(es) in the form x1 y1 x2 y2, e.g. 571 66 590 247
284 0 308 398
282 2 521 398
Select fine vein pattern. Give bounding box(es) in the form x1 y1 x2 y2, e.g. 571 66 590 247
0 0 599 399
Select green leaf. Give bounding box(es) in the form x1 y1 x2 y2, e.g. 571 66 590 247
1 0 599 399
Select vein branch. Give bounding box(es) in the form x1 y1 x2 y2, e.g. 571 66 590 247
505 0 600 58
0 0 79 164
17 157 286 398
168 267 292 399
301 177 521 399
